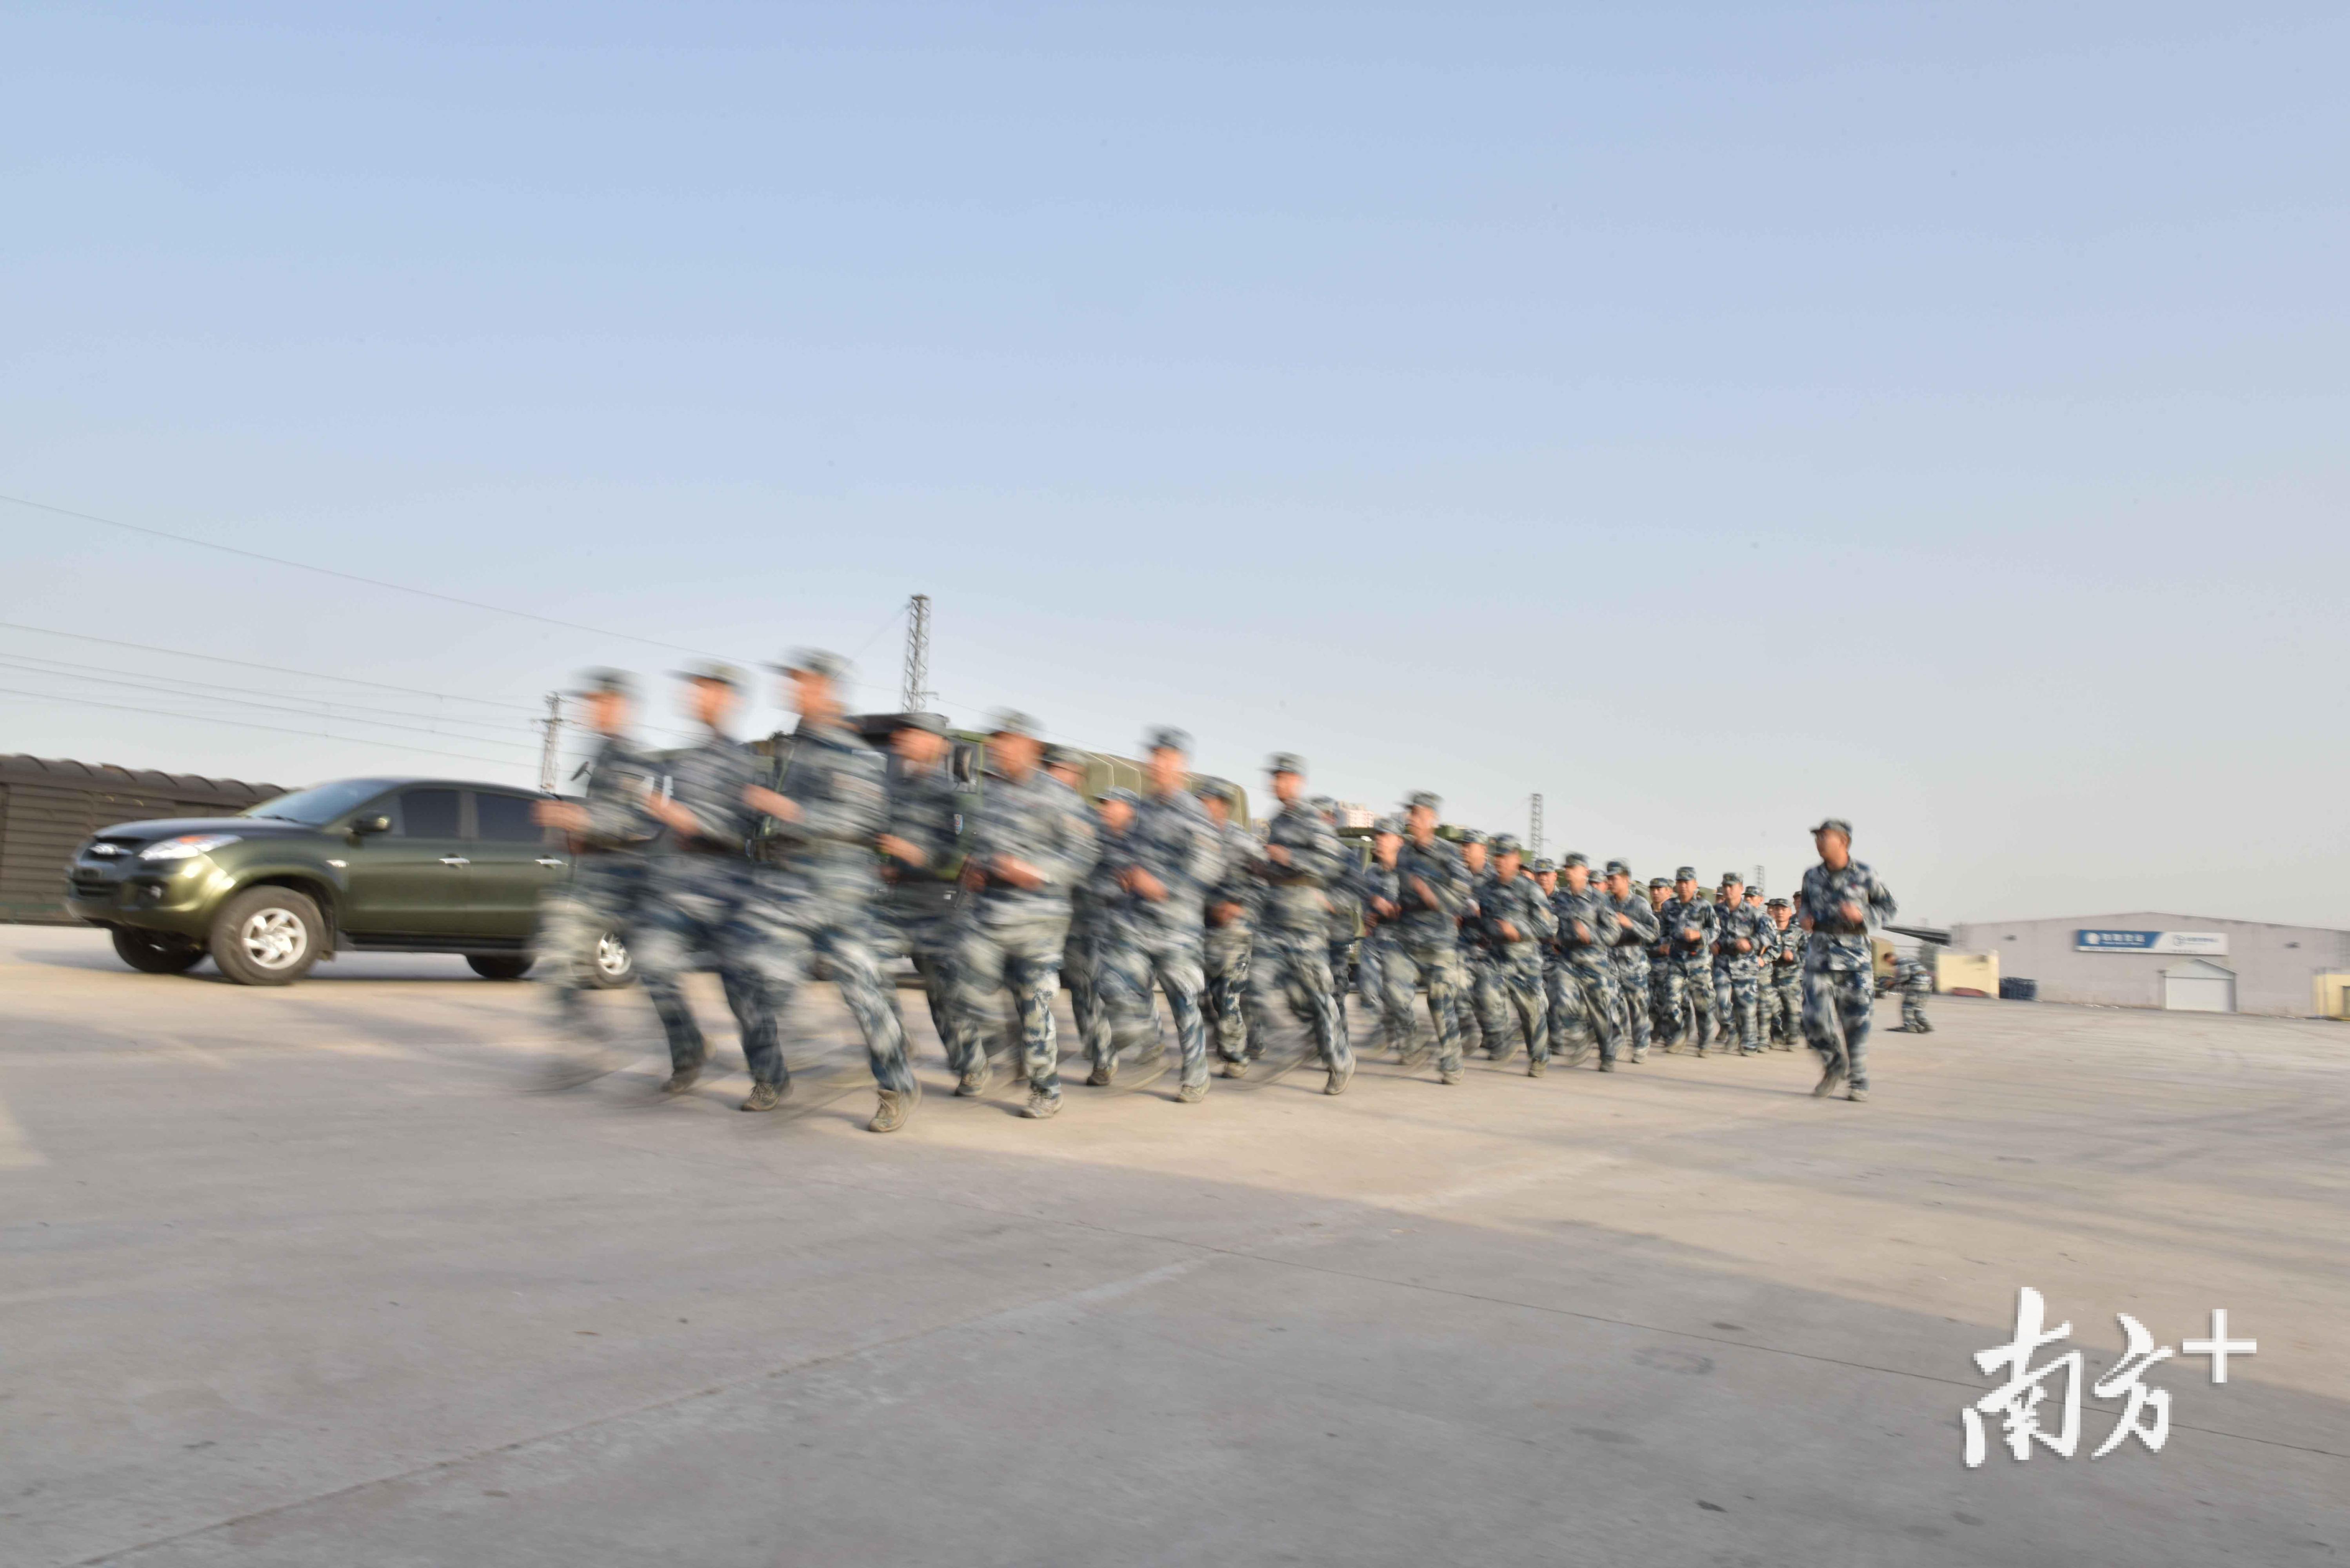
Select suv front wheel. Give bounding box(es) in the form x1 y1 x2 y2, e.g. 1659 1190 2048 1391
111 927 207 975
209 886 324 986
466 954 534 981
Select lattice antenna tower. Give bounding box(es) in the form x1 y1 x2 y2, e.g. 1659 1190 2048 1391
1528 793 1544 858
902 593 932 712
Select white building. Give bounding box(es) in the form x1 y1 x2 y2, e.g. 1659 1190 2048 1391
1945 913 2350 1017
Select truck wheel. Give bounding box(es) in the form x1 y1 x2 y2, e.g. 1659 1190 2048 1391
209 887 323 986
583 929 634 989
111 927 206 975
467 954 534 981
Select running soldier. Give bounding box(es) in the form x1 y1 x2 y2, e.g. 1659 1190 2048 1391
1797 817 1898 1103
1765 898 1805 1048
533 671 659 1083
1451 830 1491 1056
1550 853 1621 1069
631 663 785 1107
1474 834 1555 1073
1358 816 1407 1056
1607 862 1661 1065
1067 787 1127 1078
954 711 1100 1118
736 651 918 1131
1710 871 1771 1055
1385 793 1472 1083
1242 755 1354 1094
1660 867 1718 1053
1646 877 1676 1050
878 712 965 1073
1316 797 1363 1042
1200 782 1256 1073
1900 953 1934 1033
1095 728 1219 1100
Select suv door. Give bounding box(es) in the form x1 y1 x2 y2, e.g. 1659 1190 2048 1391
462 789 565 939
340 787 472 935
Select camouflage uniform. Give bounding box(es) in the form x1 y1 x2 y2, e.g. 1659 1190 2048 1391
1607 873 1661 1062
632 731 783 1083
1381 824 1472 1078
1797 838 1898 1094
1202 811 1258 1068
1094 781 1219 1091
954 758 1100 1102
534 728 659 1043
1451 834 1491 1054
1765 912 1806 1048
1321 831 1364 1040
1645 882 1676 1047
1064 829 1121 1074
1548 862 1621 1066
1659 880 1719 1051
1474 847 1556 1066
881 744 967 1070
1900 956 1934 1033
742 712 914 1096
1710 889 1773 1053
1246 791 1353 1082
1357 845 1405 1055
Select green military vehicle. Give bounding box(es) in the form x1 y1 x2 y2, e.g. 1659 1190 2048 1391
64 775 628 988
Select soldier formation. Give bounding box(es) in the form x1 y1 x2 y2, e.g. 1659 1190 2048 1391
536 656 1905 1132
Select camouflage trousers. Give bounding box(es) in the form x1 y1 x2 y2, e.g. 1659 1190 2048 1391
1803 965 1876 1091
1383 927 1467 1074
1716 962 1763 1052
1614 953 1654 1056
1664 955 1716 1047
1247 928 1350 1073
1548 954 1621 1064
1475 953 1548 1063
1452 949 1492 1052
740 885 916 1096
1767 967 1804 1046
955 907 1071 1095
880 905 961 1071
1356 930 1386 1015
533 855 643 1041
1203 920 1252 1065
1063 920 1110 1073
1096 932 1210 1089
1901 992 1932 1033
632 858 783 1082
1327 936 1359 1037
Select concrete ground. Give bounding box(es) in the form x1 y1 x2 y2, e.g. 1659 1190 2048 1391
0 925 2343 1568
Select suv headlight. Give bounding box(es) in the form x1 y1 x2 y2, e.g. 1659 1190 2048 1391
138 833 241 862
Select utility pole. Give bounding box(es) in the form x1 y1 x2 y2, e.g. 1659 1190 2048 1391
902 593 932 712
1528 793 1543 859
538 692 562 793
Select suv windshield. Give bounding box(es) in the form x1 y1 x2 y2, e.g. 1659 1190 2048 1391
240 778 400 826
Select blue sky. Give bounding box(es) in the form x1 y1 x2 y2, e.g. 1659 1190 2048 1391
4 2 2345 927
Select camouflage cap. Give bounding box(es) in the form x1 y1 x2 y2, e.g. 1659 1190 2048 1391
1650 877 1671 889
771 648 851 683
1099 786 1141 808
894 711 946 736
1043 743 1088 769
1459 828 1488 846
1492 834 1523 857
572 668 633 697
1721 871 1744 885
672 659 743 689
1560 851 1589 870
1603 858 1630 877
1531 857 1556 875
1145 726 1190 755
1192 777 1236 802
1767 897 1789 909
1406 790 1440 811
1372 814 1405 836
988 708 1040 738
1674 865 1698 882
1268 751 1306 776
1812 817 1854 838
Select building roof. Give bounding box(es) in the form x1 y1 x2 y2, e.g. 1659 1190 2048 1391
0 753 284 798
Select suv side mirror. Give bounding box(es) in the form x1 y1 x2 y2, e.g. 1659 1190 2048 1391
350 815 392 836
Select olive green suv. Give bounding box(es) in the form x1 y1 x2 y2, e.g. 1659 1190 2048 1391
64 776 634 988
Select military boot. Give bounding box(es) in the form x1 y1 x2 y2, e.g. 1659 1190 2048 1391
1022 1087 1062 1120
660 1051 707 1095
1175 1080 1207 1104
1087 1060 1117 1087
956 1059 993 1098
741 1080 785 1112
1812 1058 1846 1097
1325 1057 1354 1096
1526 1056 1546 1078
869 1083 917 1132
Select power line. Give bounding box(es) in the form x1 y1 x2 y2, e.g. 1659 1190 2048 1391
0 651 544 739
0 620 542 713
0 658 542 753
0 494 743 660
0 688 535 773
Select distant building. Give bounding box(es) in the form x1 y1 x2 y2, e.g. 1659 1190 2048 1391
1946 913 2350 1018
1334 801 1377 831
